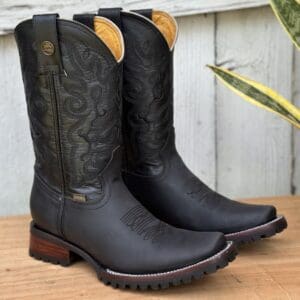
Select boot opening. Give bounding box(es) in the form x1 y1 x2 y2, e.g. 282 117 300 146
152 10 178 50
94 16 124 62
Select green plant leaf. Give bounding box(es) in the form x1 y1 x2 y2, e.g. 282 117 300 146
208 65 300 129
270 0 300 49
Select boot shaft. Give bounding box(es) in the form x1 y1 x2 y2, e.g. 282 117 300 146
15 14 124 201
122 11 176 176
95 9 178 176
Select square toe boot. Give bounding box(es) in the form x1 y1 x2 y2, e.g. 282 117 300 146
94 8 288 245
15 14 237 290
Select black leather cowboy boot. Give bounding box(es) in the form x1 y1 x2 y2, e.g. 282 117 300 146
94 8 287 245
15 14 236 290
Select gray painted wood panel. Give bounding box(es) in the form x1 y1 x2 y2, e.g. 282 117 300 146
0 0 268 35
174 14 216 189
0 34 34 216
216 7 294 198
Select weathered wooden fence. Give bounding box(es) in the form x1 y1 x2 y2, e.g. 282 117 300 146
0 0 299 216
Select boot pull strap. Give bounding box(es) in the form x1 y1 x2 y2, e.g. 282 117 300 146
73 14 95 30
132 9 152 20
33 14 63 73
97 8 122 29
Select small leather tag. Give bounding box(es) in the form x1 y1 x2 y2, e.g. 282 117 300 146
72 193 86 202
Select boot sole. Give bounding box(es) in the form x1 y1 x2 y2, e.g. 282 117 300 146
225 215 287 245
29 222 237 290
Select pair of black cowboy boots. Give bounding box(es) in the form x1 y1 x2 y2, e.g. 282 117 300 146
15 8 287 290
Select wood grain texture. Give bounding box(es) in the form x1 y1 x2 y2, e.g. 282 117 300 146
0 0 269 35
174 14 216 188
293 48 300 194
0 196 299 299
215 7 294 198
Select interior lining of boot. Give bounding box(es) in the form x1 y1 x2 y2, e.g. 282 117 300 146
152 10 178 50
93 16 124 62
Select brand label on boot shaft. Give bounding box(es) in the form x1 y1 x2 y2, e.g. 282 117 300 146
72 193 87 203
41 41 55 56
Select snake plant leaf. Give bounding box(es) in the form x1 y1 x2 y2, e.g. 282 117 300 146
270 0 300 49
208 65 300 129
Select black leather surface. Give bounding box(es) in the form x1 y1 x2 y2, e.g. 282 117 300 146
132 9 152 20
15 15 227 274
111 11 277 234
98 8 122 29
121 12 173 176
73 14 95 30
33 14 63 71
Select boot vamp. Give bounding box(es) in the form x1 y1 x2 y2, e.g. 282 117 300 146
123 151 277 234
63 175 227 274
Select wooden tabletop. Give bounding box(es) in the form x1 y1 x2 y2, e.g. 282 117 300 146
0 196 299 300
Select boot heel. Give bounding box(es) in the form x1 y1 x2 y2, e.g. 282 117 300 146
29 232 76 266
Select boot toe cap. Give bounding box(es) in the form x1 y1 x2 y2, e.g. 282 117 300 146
157 230 227 272
226 203 277 233
256 205 277 224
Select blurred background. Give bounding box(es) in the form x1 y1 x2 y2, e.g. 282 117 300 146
0 0 299 216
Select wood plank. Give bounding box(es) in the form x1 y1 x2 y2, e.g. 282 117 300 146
293 48 300 195
0 34 34 217
174 14 216 188
0 0 269 35
215 7 294 199
0 196 298 299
